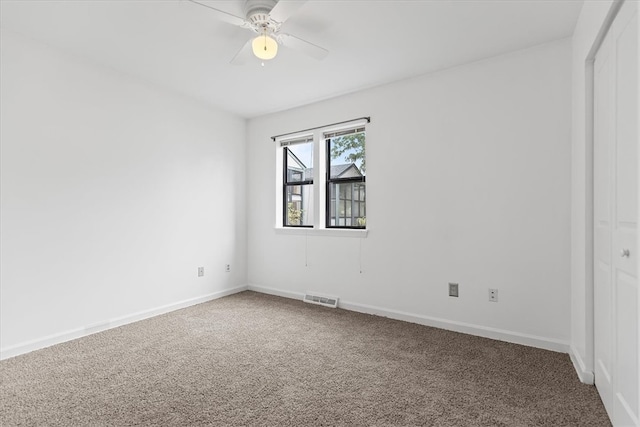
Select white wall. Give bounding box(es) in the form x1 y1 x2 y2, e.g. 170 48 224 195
570 0 615 384
0 30 247 358
0 26 578 361
247 40 572 350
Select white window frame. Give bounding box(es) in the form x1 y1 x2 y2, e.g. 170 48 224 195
274 119 368 238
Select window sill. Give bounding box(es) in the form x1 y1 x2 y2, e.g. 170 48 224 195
275 227 368 238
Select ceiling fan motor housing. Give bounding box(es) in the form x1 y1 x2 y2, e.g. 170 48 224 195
244 0 277 20
244 0 280 36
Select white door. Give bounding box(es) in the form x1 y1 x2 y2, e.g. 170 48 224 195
594 1 639 426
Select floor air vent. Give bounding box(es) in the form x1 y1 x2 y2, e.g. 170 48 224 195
303 292 339 308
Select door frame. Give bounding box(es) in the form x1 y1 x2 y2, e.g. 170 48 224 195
584 0 625 383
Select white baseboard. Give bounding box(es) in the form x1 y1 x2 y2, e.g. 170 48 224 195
248 284 305 300
569 345 595 384
340 300 569 353
248 284 570 353
0 285 248 360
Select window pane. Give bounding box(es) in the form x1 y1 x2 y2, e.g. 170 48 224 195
327 182 366 228
285 184 314 226
328 131 365 179
286 142 313 183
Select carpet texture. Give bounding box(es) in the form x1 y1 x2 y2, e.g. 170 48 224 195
1 291 610 426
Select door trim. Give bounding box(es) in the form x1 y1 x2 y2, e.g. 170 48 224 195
584 0 625 383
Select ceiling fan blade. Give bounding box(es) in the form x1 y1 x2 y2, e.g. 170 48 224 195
279 33 328 60
230 39 254 65
269 0 307 23
186 0 248 27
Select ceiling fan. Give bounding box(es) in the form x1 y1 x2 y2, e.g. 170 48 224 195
186 0 328 64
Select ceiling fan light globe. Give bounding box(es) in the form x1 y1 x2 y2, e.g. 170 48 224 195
252 35 278 60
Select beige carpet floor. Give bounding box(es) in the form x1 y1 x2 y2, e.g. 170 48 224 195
1 291 610 426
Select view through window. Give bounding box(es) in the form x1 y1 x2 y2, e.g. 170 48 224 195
283 138 313 226
325 127 366 228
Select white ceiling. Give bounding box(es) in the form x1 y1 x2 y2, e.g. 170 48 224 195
0 0 583 118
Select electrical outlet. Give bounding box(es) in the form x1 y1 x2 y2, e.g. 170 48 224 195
225 264 231 273
198 267 204 277
489 288 498 302
448 283 459 297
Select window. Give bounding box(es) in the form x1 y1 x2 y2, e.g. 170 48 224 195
325 127 366 228
282 137 313 227
277 120 367 232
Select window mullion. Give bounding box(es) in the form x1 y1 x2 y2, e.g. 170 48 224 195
315 129 324 229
